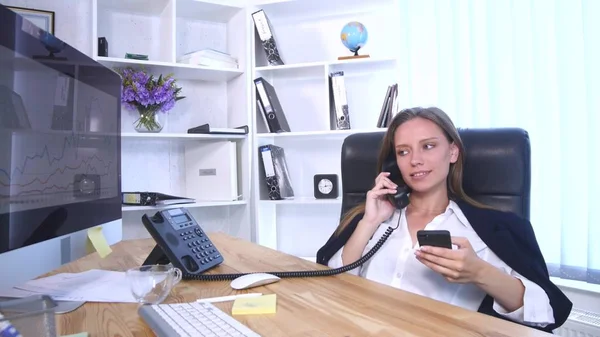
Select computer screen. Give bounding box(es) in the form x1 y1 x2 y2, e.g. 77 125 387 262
0 4 122 254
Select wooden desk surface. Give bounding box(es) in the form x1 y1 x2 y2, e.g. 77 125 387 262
51 232 552 337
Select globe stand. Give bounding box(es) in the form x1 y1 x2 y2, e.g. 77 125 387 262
338 47 370 60
338 54 370 60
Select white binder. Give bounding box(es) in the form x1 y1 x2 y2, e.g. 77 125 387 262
184 141 239 201
252 9 284 66
329 71 351 130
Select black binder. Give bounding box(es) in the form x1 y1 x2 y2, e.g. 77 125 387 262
122 192 195 206
254 77 291 133
187 123 249 135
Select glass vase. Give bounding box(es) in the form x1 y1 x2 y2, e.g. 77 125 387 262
134 110 163 133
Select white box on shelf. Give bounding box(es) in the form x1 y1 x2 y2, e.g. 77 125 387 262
184 141 239 201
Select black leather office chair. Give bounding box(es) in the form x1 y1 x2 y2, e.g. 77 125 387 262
338 128 531 220
319 127 572 333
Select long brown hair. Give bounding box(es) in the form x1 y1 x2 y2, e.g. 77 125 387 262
334 106 490 236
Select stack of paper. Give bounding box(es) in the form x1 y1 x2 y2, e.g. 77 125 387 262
0 270 137 303
178 49 239 69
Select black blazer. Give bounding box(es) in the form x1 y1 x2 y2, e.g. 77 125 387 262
316 199 572 333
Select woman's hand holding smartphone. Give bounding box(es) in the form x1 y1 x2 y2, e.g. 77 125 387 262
416 230 452 249
415 231 488 284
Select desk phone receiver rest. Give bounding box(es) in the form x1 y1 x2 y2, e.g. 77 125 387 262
141 156 409 281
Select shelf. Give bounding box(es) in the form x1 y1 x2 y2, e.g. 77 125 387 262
255 57 396 75
122 200 247 212
254 0 395 18
177 0 243 22
98 0 171 16
259 198 342 205
255 61 325 77
122 132 246 141
329 57 397 67
329 57 398 74
251 0 295 5
95 57 243 82
256 129 385 139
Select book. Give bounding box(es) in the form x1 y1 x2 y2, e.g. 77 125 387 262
178 49 239 69
376 83 398 127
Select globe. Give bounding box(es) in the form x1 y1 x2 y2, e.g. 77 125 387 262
340 21 368 56
40 31 66 55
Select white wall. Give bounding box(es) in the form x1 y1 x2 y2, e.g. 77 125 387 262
562 288 600 314
0 0 93 55
0 0 123 290
552 278 600 315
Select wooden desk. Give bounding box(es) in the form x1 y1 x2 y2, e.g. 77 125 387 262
51 232 551 337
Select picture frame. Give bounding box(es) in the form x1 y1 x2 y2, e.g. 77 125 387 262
7 6 55 35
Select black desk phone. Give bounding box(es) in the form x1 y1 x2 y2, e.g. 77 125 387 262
142 208 224 275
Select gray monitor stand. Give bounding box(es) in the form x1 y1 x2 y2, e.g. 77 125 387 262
0 297 85 314
54 300 86 314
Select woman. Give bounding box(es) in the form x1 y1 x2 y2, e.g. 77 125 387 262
316 107 571 332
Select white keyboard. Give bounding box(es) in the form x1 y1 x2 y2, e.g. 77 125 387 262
138 301 262 337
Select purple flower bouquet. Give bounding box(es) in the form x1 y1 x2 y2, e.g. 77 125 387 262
117 67 185 132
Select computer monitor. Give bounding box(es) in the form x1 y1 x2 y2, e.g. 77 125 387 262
0 5 121 263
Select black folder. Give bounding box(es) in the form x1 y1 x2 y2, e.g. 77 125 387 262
122 192 195 206
254 77 291 133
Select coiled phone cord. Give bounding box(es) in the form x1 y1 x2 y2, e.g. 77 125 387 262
182 218 400 281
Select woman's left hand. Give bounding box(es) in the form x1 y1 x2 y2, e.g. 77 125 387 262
415 237 489 284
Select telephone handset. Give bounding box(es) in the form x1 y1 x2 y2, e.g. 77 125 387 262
382 151 411 209
141 154 410 281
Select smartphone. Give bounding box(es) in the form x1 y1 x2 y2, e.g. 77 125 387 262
416 230 452 249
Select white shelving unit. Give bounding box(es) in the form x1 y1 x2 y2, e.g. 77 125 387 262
88 0 253 241
249 0 401 260
8 0 401 256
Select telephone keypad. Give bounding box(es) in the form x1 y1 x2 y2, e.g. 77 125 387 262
174 225 222 267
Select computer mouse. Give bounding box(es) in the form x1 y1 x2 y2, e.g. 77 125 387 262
230 273 281 290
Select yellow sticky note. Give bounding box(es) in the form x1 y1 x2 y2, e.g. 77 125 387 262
60 333 89 337
122 193 140 204
87 227 112 258
232 294 277 315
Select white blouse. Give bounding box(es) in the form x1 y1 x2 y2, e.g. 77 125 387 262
328 200 555 327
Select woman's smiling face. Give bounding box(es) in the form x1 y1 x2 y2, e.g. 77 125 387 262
393 117 459 193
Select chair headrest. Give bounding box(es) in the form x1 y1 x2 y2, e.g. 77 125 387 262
340 128 531 219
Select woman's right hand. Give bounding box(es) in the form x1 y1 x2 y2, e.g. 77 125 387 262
362 172 398 227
